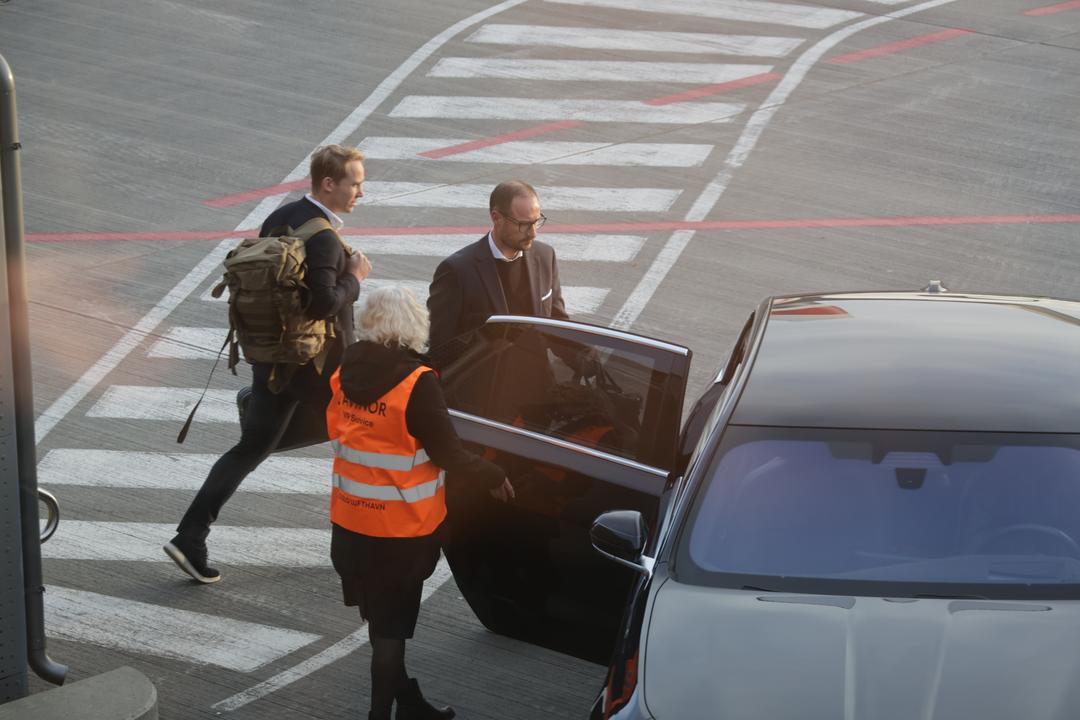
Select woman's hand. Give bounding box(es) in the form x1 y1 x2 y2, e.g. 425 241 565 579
489 478 515 503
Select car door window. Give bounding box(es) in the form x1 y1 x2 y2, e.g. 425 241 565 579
437 317 691 662
441 318 689 470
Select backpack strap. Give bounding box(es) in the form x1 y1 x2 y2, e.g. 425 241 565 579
293 216 354 255
292 216 334 242
176 328 234 444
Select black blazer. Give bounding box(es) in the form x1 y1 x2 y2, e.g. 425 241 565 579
427 235 568 358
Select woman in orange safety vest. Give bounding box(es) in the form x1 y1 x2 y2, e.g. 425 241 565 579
327 285 514 720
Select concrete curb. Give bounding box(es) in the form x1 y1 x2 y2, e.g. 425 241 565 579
0 666 157 720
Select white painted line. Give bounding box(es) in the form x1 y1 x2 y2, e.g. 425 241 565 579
87 387 238 423
196 236 641 294
32 0 530 443
359 137 714 167
429 58 773 84
203 278 613 315
544 0 861 28
389 96 743 125
38 449 331 493
148 326 229 359
45 586 321 672
361 182 680 212
465 25 804 57
42 521 330 567
212 558 454 712
349 234 646 262
563 287 610 315
611 0 962 332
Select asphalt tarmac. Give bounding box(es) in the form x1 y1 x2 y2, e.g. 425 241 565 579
3 0 1079 717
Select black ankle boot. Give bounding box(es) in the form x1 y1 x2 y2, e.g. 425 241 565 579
395 678 455 720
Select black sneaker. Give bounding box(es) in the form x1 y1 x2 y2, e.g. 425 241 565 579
164 536 221 584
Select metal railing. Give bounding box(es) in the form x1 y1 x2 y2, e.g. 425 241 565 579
1 50 67 688
38 489 59 543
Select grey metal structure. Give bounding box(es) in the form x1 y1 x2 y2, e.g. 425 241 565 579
0 50 66 702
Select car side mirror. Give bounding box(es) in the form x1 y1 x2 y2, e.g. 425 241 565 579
591 510 651 575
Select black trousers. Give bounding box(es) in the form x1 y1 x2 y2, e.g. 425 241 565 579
175 361 331 546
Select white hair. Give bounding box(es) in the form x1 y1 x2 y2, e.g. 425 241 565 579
354 285 429 354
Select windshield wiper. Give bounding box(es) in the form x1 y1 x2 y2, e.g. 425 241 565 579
911 592 989 600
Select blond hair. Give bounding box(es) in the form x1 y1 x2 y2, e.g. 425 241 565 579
355 285 429 354
310 144 365 192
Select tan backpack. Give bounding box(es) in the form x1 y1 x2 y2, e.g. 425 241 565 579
177 217 347 444
212 217 344 385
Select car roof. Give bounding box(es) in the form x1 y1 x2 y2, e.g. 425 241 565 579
730 291 1080 433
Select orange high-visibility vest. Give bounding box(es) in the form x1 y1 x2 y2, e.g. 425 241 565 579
326 365 446 538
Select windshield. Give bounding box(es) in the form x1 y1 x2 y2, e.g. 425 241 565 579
676 426 1080 599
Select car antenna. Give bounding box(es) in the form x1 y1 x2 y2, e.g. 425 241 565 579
922 280 948 293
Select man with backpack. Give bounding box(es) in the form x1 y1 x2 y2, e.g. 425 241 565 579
164 144 372 584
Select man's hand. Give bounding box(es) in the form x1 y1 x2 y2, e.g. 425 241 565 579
489 478 515 503
347 251 372 282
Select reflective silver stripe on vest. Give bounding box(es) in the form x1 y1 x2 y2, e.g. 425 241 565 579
331 440 431 471
333 472 445 504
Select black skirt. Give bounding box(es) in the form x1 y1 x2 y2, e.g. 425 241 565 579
329 522 444 639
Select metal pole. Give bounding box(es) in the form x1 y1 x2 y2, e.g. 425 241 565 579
0 51 67 688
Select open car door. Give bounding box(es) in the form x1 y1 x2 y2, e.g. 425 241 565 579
435 316 690 663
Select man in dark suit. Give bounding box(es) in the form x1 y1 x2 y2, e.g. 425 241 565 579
427 180 566 366
165 144 372 584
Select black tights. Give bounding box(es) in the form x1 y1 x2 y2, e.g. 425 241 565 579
370 630 407 720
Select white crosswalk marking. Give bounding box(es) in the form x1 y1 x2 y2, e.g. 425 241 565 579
429 58 773 84
198 281 611 315
363 181 680 212
39 449 330 492
465 25 804 56
544 0 862 28
89 386 237 422
43 521 330 566
199 234 645 263
359 137 714 167
352 234 647 262
45 586 321 672
148 326 230 359
389 96 743 125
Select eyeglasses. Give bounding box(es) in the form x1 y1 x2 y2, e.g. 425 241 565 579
499 211 547 233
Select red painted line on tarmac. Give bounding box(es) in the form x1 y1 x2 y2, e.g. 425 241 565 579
827 28 973 65
417 120 584 159
643 72 783 106
26 213 1080 243
644 29 973 105
203 178 310 208
536 213 1080 234
1024 0 1080 15
26 230 250 243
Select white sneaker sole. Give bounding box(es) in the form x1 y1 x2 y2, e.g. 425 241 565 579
163 542 221 584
